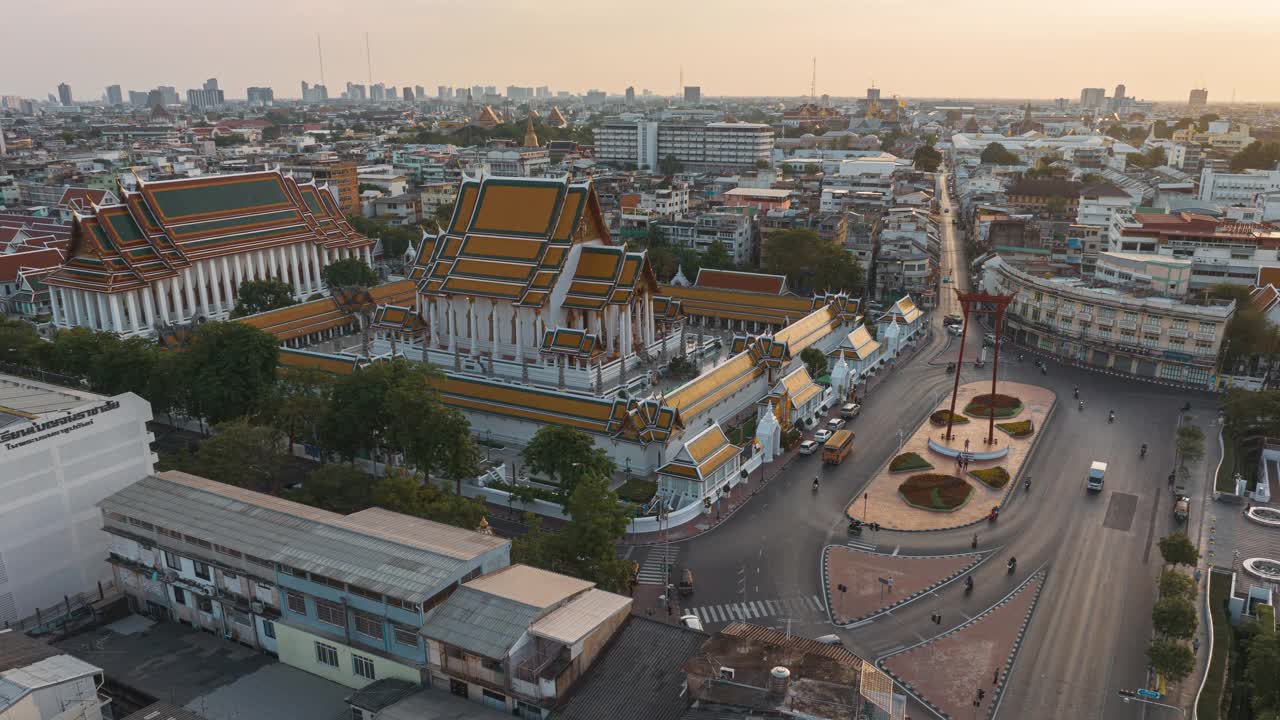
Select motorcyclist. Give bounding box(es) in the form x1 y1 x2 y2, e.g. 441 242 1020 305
1073 386 1079 398
1024 476 1031 492
1007 557 1017 573
1078 400 1084 411
964 575 974 592
812 476 819 491
1108 410 1115 423
1141 443 1148 457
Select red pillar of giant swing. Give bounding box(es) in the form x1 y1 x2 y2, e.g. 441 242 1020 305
986 303 1006 445
943 289 967 443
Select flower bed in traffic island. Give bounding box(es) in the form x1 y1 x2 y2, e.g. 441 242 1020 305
963 393 1024 419
930 409 969 426
995 420 1034 438
968 466 1010 489
898 474 973 512
890 452 934 473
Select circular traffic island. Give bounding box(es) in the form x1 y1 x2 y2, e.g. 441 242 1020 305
930 409 969 426
968 466 1011 489
898 474 974 512
963 393 1024 419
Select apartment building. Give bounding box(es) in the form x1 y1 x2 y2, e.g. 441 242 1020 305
420 564 631 718
282 159 360 217
98 471 511 689
1198 168 1280 208
982 254 1233 388
0 377 154 626
596 121 772 171
0 631 108 720
655 210 755 265
1109 211 1280 289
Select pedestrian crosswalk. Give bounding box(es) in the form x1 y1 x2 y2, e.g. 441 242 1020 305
685 595 827 625
845 539 878 553
636 545 678 585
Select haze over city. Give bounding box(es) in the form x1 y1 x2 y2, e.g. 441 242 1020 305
12 0 1280 100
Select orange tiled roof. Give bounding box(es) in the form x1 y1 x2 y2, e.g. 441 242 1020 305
694 268 788 295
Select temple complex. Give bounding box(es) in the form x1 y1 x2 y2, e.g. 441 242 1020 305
44 170 373 335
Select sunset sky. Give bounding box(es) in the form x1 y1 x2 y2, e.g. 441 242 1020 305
11 0 1280 102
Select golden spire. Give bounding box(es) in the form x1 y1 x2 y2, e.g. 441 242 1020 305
524 113 539 148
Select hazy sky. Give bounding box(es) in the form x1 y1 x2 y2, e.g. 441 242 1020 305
10 0 1280 102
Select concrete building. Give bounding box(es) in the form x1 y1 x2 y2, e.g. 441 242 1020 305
596 121 772 172
0 631 108 720
98 471 511 687
982 254 1233 388
1189 88 1208 112
1079 87 1106 109
683 86 701 105
0 376 154 625
283 159 360 217
246 86 274 107
57 83 73 107
1198 168 1280 207
1109 211 1280 289
655 210 754 266
105 85 123 106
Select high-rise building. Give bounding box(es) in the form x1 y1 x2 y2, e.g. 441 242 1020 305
1079 87 1106 109
535 86 550 99
345 82 367 102
471 85 485 100
597 120 773 171
1189 88 1208 112
1110 83 1127 112
866 87 881 103
438 85 451 99
585 90 607 108
57 82 73 106
147 89 163 108
402 86 415 102
314 84 328 101
203 78 220 92
301 80 310 99
157 86 178 105
247 86 274 107
683 86 701 104
128 90 149 107
625 86 635 105
371 83 386 101
105 84 123 106
186 82 224 110
414 85 425 100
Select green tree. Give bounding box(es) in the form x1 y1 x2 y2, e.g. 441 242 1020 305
370 468 487 530
1176 424 1205 467
1230 141 1280 172
764 229 862 293
1128 146 1167 169
1147 638 1195 683
1045 195 1069 217
800 347 828 379
1197 113 1220 131
556 474 634 593
701 239 735 270
232 279 297 318
267 366 334 454
980 142 1020 165
913 145 942 172
511 514 557 570
288 463 374 514
0 317 44 364
1158 570 1196 600
1245 631 1280 712
383 363 479 489
522 425 615 500
165 419 285 491
1158 532 1200 567
323 361 404 461
1152 596 1197 640
658 155 683 176
432 203 453 228
322 258 379 288
185 321 279 426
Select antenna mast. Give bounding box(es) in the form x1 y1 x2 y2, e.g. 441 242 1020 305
810 57 816 101
679 66 683 101
316 34 326 89
365 32 373 89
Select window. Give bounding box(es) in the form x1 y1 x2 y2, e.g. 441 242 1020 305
193 561 211 581
214 544 242 559
184 535 212 550
126 517 154 531
173 587 186 606
245 554 273 568
157 527 182 540
222 570 237 580
347 585 381 601
1169 338 1185 349
262 620 276 639
278 564 302 577
315 641 339 668
352 654 376 680
387 596 419 612
287 591 307 615
1171 319 1188 330
314 598 345 627
309 573 345 590
164 551 182 571
392 625 418 647
353 611 383 640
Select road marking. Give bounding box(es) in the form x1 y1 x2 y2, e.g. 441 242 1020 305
811 595 824 610
766 600 779 614
846 540 878 552
847 618 874 629
892 546 901 556
752 601 766 616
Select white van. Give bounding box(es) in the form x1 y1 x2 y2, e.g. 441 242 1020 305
680 614 704 631
1087 461 1107 492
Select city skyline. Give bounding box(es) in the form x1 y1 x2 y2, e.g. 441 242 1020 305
9 0 1280 102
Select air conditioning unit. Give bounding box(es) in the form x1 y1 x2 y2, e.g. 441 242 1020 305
250 601 264 614
719 667 735 681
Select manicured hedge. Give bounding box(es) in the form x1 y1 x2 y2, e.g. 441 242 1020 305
616 478 657 504
1196 571 1232 720
969 466 1011 489
890 452 934 472
996 420 1034 437
964 393 1024 418
898 474 973 511
930 409 969 426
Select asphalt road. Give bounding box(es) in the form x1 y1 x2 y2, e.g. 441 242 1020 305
628 173 1219 718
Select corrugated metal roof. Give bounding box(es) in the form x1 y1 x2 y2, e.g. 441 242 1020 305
99 473 508 603
420 587 540 659
528 589 631 645
462 564 593 608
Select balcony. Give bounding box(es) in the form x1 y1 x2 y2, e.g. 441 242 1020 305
1118 319 1138 331
1142 323 1162 335
1195 330 1217 341
1096 316 1114 327
1167 327 1189 339
1076 311 1093 323
1058 308 1074 319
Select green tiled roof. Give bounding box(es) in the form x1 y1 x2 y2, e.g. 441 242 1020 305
150 176 288 219
106 212 144 242
169 208 301 238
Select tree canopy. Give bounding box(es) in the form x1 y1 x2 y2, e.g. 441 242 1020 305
322 258 380 288
1127 146 1167 169
1231 141 1280 173
762 229 863 294
232 279 297 318
160 419 286 492
980 142 1021 165
510 475 634 593
800 347 828 380
1158 532 1199 567
913 144 942 172
522 425 615 500
184 321 280 425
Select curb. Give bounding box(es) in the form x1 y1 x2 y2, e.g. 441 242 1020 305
996 337 1220 394
820 545 992 626
876 568 1049 720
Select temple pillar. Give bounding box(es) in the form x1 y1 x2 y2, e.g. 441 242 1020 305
468 301 478 357
142 288 156 330
183 268 197 319
125 291 142 333
221 256 235 308
311 246 324 290
108 294 124 333
70 289 84 327
48 287 63 328
195 262 211 318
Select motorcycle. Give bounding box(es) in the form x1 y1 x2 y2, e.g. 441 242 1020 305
1073 387 1079 399
1040 365 1047 375
988 506 1000 523
848 520 863 536
1140 444 1148 458
964 576 974 594
812 477 820 492
1024 477 1031 492
1078 400 1085 412
1007 557 1017 575
1108 411 1115 424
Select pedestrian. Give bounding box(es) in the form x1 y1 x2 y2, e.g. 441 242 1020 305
972 533 978 549
1193 637 1201 653
993 669 999 684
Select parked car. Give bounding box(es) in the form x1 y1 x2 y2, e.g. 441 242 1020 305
814 429 833 444
799 439 820 455
678 569 694 596
827 417 847 432
948 324 963 337
840 402 861 419
679 614 704 631
943 314 962 327
815 634 844 646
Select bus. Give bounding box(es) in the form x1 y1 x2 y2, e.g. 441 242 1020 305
823 429 854 465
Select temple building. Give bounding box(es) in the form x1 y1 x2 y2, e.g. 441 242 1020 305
44 170 374 336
